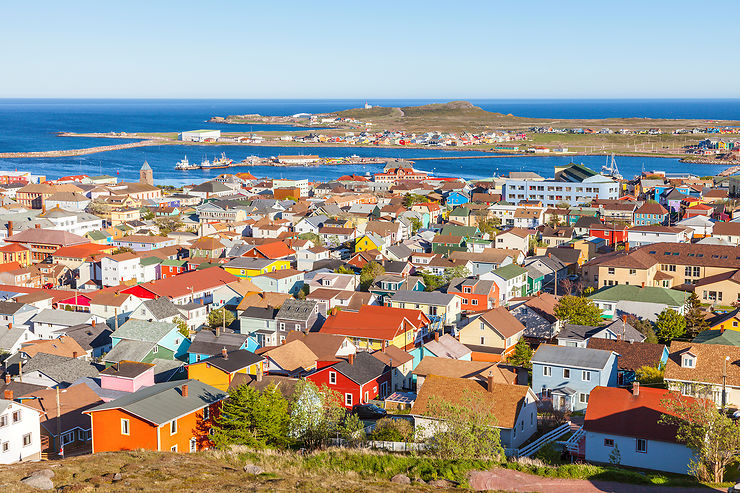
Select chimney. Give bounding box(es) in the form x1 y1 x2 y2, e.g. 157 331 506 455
221 348 228 360
216 326 221 337
434 332 439 342
632 381 640 397
182 384 189 398
487 370 494 393
35 223 40 229
72 351 78 359
348 353 354 365
4 374 10 384
7 220 12 237
7 322 12 329
4 389 12 400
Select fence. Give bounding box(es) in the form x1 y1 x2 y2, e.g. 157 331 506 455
508 421 573 458
329 437 427 453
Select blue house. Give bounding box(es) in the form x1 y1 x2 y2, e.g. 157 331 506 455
186 329 250 364
444 191 470 207
633 202 668 226
106 319 191 364
531 344 618 412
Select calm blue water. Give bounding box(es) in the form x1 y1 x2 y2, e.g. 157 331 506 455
0 99 737 184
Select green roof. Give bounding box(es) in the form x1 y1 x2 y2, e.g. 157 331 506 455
441 224 478 237
449 207 470 217
140 257 162 267
693 329 740 346
588 285 687 307
492 263 528 280
161 259 188 267
86 230 109 240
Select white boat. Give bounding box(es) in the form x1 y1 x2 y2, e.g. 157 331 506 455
174 156 197 170
602 154 623 180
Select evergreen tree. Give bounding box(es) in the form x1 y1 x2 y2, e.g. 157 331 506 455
655 308 687 343
684 292 708 338
508 339 533 369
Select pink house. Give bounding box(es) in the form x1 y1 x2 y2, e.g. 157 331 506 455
99 361 155 396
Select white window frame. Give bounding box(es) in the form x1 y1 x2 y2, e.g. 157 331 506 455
543 366 551 377
22 433 31 447
171 445 178 452
121 418 130 435
582 370 591 382
329 371 337 385
170 419 177 435
345 393 353 406
189 437 197 453
203 407 210 420
579 392 589 404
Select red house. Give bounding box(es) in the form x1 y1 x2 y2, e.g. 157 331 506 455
306 352 391 408
683 203 714 219
160 259 189 279
446 277 499 312
589 223 628 246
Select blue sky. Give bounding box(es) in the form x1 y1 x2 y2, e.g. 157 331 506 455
2 1 738 98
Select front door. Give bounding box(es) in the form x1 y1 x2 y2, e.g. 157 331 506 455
554 395 566 411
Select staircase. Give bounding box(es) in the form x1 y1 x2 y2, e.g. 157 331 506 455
558 423 585 458
510 421 573 458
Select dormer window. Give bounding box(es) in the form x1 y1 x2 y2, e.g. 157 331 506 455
463 287 471 294
681 353 696 368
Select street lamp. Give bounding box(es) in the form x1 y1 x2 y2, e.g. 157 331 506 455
723 355 730 411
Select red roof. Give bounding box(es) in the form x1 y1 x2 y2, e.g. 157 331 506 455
319 305 429 341
0 262 22 273
251 241 296 259
0 284 73 303
53 243 114 259
0 243 29 253
123 268 238 299
584 386 697 443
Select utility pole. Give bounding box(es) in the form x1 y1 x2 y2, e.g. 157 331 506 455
56 387 62 458
723 355 730 411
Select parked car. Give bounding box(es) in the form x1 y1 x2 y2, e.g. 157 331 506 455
352 403 387 420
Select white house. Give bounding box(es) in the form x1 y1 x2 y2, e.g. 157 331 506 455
0 398 42 464
627 225 691 249
100 253 141 287
31 309 99 339
584 385 695 475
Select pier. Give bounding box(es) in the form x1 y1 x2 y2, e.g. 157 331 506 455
0 140 164 159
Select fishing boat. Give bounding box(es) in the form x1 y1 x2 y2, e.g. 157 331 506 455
174 156 198 170
601 154 623 180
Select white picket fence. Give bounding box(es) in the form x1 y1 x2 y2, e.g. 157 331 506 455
558 425 585 455
329 437 426 453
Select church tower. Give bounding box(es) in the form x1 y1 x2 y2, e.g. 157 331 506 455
140 161 153 185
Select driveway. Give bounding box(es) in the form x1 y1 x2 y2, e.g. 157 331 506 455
467 468 724 493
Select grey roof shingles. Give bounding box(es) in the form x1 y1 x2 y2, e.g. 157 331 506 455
390 289 455 306
531 344 614 370
85 379 227 425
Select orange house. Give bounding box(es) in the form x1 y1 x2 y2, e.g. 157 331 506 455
187 349 265 392
0 243 31 267
84 380 227 454
446 278 499 312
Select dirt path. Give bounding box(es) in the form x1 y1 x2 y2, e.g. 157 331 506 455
467 468 723 493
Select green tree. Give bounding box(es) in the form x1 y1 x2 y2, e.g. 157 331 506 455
334 265 354 275
298 232 323 247
173 317 190 338
635 364 665 385
141 208 155 220
508 339 533 369
476 216 501 237
655 308 686 343
208 307 235 329
402 193 426 208
296 284 310 300
409 216 422 235
211 383 290 449
554 295 602 326
424 391 504 460
288 380 346 449
155 217 183 235
660 393 740 483
420 272 446 292
624 315 658 344
111 246 135 255
443 265 471 283
359 261 385 291
684 292 708 338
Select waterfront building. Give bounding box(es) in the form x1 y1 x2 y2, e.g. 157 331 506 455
178 129 221 142
503 164 618 206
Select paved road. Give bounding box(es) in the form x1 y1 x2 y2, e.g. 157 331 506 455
468 468 724 493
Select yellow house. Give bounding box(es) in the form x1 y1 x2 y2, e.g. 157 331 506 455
222 258 291 279
458 307 525 362
186 349 264 392
355 233 385 254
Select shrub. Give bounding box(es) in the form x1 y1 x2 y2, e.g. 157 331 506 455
369 418 414 442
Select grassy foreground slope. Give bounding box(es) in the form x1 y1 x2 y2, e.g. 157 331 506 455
0 449 480 492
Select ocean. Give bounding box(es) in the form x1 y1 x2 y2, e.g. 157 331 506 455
1 99 738 184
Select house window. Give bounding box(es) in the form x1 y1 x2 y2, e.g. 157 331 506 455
153 346 158 354
12 411 20 423
582 371 591 381
0 415 7 427
190 438 197 453
682 355 695 368
480 336 485 345
604 438 614 447
364 391 369 403
78 430 89 441
22 433 31 447
203 407 210 420
463 287 471 294
1 441 8 452
543 366 551 377
171 445 178 452
579 393 589 404
563 368 570 378
62 432 75 445
471 299 478 306
636 438 647 453
329 371 337 385
607 267 615 275
121 419 130 435
629 269 636 275
295 323 301 330
345 393 353 406
170 420 177 435
280 322 286 330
